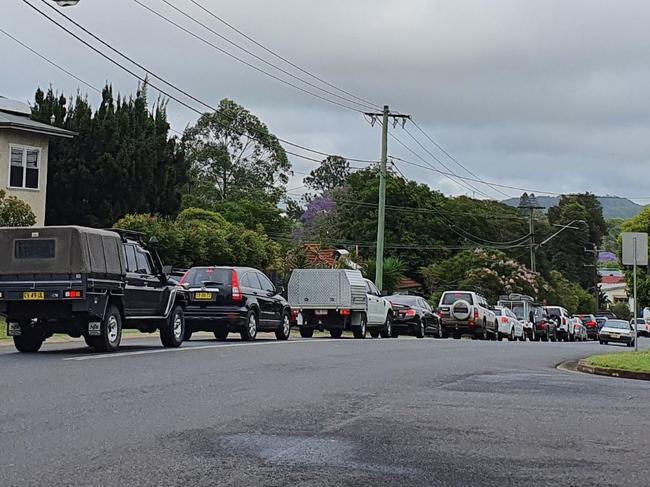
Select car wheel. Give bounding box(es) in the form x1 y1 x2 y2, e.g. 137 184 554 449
88 305 123 352
437 322 445 339
353 316 367 339
214 328 229 341
160 305 184 348
370 330 380 338
13 321 45 353
330 329 343 339
275 311 291 341
183 328 193 342
381 314 394 338
392 333 400 339
299 328 314 338
453 332 461 340
240 310 258 341
508 328 515 341
482 324 489 341
414 318 424 339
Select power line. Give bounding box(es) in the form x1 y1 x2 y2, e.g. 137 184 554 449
131 0 366 113
186 0 382 111
410 118 512 198
21 0 375 167
156 0 377 112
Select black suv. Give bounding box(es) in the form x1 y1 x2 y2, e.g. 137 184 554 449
181 266 291 341
0 226 187 353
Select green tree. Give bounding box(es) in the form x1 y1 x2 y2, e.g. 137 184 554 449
363 257 406 294
620 207 650 308
182 99 290 205
31 84 186 227
610 302 631 321
0 190 36 226
304 155 350 195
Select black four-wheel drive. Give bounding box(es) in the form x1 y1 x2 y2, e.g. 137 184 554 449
0 226 187 353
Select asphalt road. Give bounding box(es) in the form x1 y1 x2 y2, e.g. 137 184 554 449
0 335 648 486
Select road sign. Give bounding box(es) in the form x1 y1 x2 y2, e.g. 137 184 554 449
622 232 648 266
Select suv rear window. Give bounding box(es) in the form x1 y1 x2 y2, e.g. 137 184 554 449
185 267 231 286
14 239 55 259
441 292 472 305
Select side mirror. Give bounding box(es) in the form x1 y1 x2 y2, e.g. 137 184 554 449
276 285 285 295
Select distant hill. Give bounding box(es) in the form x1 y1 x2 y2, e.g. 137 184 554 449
502 196 644 219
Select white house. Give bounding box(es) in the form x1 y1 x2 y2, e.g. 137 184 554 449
0 97 74 225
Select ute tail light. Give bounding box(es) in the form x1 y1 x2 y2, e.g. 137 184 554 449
231 271 243 303
340 309 351 316
64 290 82 299
291 309 299 319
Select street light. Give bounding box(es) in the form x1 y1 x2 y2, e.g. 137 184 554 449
53 1 80 6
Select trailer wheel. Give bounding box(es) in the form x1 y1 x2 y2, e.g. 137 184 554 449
13 322 44 353
330 329 343 339
353 315 367 339
299 328 314 338
87 305 123 352
160 305 185 348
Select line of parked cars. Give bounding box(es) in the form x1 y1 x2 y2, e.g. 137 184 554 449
0 226 641 353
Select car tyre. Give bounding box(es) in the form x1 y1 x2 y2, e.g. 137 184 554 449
275 311 291 341
183 328 193 342
240 310 258 341
352 315 367 339
87 305 123 352
330 329 343 339
414 318 424 339
13 322 45 353
214 328 229 341
299 328 314 338
381 314 394 338
160 305 185 348
508 328 515 341
436 322 445 339
370 330 380 338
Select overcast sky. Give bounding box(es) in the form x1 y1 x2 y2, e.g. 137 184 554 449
3 0 650 203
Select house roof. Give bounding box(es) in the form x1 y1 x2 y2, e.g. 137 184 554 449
396 278 422 290
601 275 626 284
0 110 75 138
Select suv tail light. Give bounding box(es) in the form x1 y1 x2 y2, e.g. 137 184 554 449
473 308 479 320
587 321 596 328
231 271 243 303
500 317 508 324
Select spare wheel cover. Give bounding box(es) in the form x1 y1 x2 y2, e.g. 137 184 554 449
451 299 472 320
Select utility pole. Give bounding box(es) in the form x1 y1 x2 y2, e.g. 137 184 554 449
585 243 599 314
364 106 410 291
518 193 544 273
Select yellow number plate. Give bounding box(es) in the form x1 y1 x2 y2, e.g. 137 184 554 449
610 334 620 339
195 292 213 300
23 292 44 300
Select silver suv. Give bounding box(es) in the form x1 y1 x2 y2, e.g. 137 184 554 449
438 291 497 340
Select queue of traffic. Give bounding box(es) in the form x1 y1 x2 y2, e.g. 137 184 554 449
0 225 639 353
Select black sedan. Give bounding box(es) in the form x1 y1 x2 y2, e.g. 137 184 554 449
387 295 441 338
180 266 291 342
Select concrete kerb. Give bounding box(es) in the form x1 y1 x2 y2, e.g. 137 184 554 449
576 358 650 381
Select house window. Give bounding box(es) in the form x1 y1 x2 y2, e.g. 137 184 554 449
9 145 40 190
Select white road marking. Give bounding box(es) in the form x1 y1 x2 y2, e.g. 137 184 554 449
63 338 350 361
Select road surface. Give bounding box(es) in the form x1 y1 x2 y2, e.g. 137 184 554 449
0 335 648 486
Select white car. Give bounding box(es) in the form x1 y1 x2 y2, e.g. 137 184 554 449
569 318 588 342
544 306 571 341
599 320 636 347
494 306 525 341
631 318 650 338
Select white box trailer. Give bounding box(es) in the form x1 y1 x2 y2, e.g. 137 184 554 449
288 269 392 339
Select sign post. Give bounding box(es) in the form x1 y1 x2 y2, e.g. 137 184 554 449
622 232 648 351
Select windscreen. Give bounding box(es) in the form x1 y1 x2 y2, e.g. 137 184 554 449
606 320 630 330
509 303 525 319
441 292 472 305
493 309 503 316
185 267 231 286
389 296 421 306
14 239 55 259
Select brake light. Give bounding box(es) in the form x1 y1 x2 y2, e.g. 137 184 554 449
231 271 243 302
539 320 546 330
587 321 596 328
473 308 479 320
500 317 509 324
340 309 351 316
405 309 417 317
291 309 299 319
64 290 82 299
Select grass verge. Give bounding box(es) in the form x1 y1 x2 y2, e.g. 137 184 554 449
0 317 6 340
586 350 650 373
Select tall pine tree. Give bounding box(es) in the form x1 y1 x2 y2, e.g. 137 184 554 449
31 82 187 227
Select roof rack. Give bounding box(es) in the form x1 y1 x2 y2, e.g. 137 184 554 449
108 228 146 242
